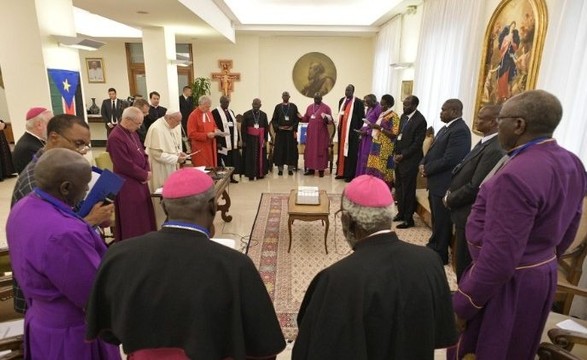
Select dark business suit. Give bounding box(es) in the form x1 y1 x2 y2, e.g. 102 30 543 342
394 110 427 223
12 132 44 174
145 105 167 132
337 97 364 181
446 135 504 279
101 98 127 137
421 118 471 263
179 95 195 133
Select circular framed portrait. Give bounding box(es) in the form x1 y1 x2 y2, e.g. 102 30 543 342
292 52 337 98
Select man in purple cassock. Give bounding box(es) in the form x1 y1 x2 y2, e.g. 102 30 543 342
7 148 121 360
449 90 587 359
355 94 381 176
107 106 156 241
302 93 332 177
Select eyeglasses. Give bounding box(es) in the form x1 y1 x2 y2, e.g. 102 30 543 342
497 115 524 122
60 134 91 153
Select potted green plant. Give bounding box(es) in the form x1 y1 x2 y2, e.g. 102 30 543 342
191 77 211 104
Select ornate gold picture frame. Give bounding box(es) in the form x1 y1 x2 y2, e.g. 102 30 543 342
473 0 547 132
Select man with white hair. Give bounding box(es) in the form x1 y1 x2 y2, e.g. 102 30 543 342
293 175 456 359
144 110 187 191
12 106 53 173
188 95 225 167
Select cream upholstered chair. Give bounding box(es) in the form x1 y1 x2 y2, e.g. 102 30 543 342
93 152 116 243
537 286 587 360
327 122 336 174
555 196 587 314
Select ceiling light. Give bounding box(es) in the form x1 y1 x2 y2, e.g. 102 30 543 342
390 62 413 70
54 35 105 51
170 59 192 67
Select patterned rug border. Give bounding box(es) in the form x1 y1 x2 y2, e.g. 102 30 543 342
246 192 455 341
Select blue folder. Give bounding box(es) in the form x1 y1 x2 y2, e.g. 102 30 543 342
77 167 125 218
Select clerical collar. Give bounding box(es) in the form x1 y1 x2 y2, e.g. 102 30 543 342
162 220 210 238
33 188 81 220
481 132 498 143
507 137 554 159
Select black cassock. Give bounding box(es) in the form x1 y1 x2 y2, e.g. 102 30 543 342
271 102 299 168
86 227 285 359
212 107 242 174
241 109 269 179
293 232 457 360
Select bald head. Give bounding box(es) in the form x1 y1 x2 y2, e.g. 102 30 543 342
502 90 562 135
35 148 91 206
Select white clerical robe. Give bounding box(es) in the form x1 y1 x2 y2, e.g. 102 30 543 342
144 117 182 191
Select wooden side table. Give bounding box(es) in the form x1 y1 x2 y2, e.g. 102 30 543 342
287 189 330 254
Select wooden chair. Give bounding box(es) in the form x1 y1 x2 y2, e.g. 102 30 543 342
537 286 587 359
267 124 276 172
555 196 587 314
0 248 24 360
327 122 336 174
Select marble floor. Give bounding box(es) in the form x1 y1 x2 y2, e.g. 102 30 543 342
0 152 450 358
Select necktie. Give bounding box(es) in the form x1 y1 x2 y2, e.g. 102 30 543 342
453 141 483 174
481 154 510 184
111 100 116 123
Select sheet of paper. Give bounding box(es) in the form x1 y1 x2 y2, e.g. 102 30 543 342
154 187 163 195
556 319 587 334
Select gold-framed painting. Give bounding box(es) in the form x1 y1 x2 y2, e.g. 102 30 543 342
85 58 105 83
292 52 337 98
473 0 547 133
401 80 413 102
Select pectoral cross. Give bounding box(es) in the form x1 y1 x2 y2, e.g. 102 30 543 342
211 60 241 97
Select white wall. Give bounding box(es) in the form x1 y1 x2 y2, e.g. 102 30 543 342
79 41 131 107
193 34 374 115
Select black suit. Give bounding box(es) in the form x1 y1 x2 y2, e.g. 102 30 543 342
446 135 504 279
179 95 195 133
336 97 364 181
144 105 167 132
394 110 427 223
421 118 471 263
12 132 44 174
101 98 127 137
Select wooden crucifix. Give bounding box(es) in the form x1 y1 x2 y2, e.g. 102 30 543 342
211 60 241 97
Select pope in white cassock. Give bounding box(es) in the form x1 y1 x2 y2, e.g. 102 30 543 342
144 111 187 191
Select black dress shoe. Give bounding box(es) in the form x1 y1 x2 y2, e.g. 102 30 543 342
278 171 283 176
335 175 345 180
396 221 414 229
344 178 352 183
304 170 315 176
288 170 294 176
392 214 404 222
318 170 324 177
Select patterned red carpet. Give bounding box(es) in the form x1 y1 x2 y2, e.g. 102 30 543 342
246 193 457 340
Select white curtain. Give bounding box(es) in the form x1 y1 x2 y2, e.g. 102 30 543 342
539 1 587 319
413 0 484 131
537 0 587 163
372 16 402 100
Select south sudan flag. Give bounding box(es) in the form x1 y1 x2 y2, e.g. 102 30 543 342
47 69 84 117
